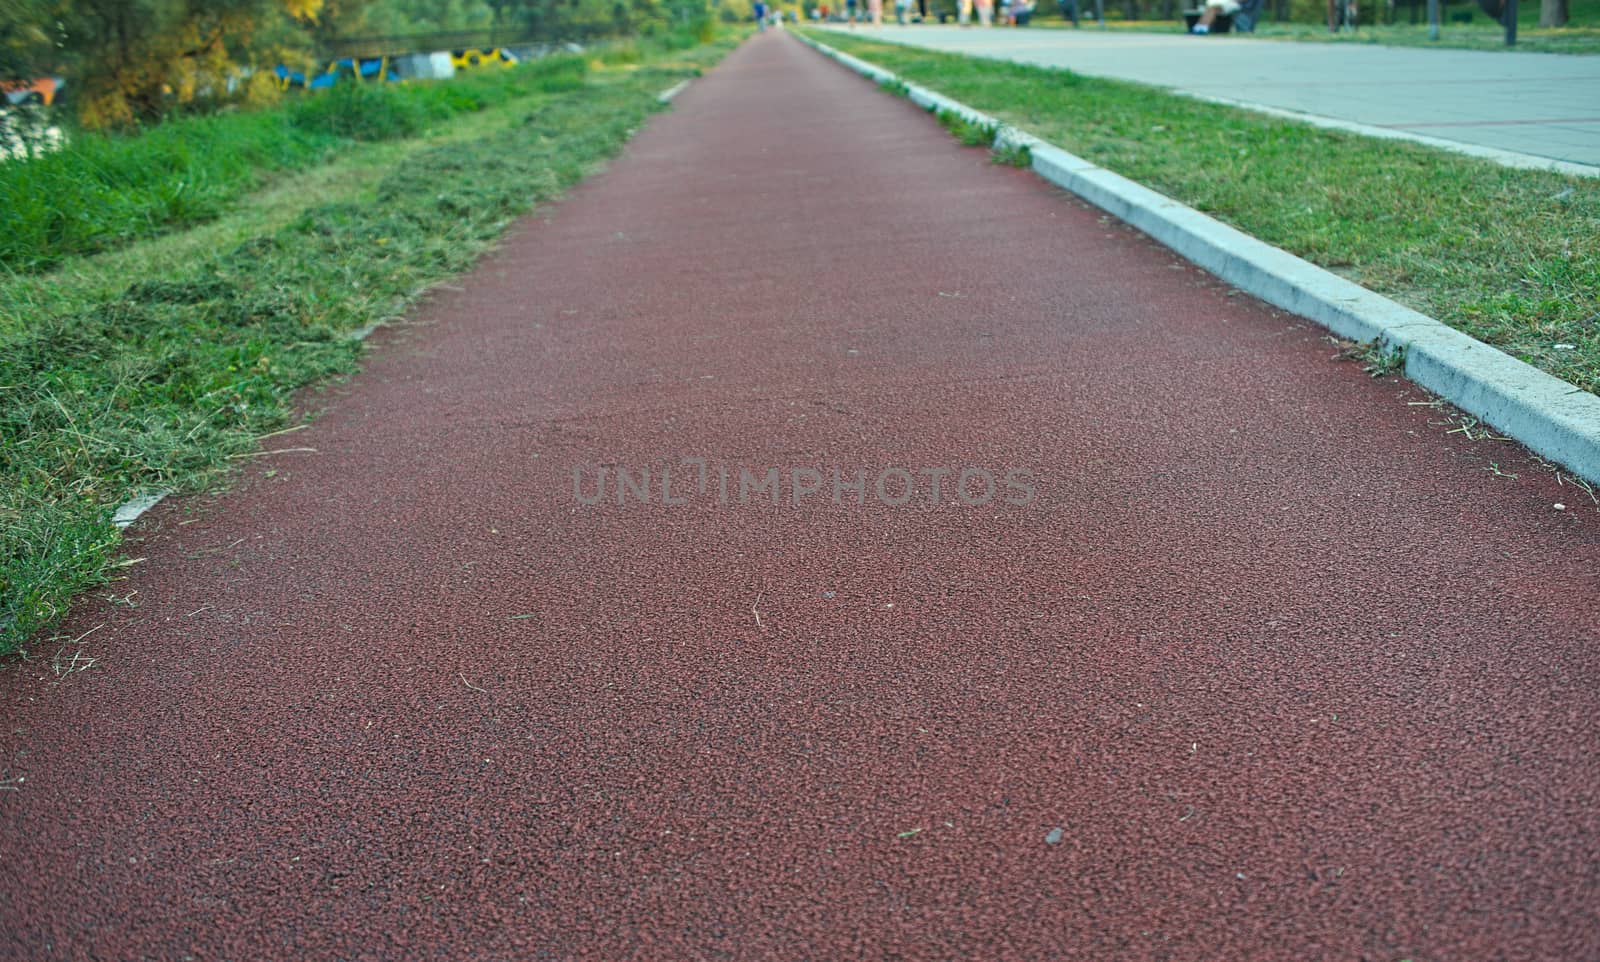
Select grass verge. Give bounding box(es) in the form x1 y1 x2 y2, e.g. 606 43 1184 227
805 31 1599 395
0 32 740 654
0 55 593 270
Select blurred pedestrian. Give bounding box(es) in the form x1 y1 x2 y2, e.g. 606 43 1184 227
1327 0 1357 31
1188 0 1234 32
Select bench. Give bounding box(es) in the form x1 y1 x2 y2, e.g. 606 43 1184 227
1182 0 1263 31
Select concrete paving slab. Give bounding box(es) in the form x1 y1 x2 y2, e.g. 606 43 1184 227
818 24 1600 169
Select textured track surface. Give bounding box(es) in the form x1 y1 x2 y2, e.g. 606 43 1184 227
4 33 1599 962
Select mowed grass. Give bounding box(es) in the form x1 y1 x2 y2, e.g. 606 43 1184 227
0 32 741 653
809 32 1600 394
0 56 593 270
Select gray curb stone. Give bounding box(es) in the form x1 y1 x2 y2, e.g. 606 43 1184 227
798 32 1600 483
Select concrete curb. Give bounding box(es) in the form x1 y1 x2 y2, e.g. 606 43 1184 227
797 32 1600 484
812 28 1599 180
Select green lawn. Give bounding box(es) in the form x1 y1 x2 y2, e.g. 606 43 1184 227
0 31 741 654
1247 21 1600 55
807 30 1599 398
0 62 613 271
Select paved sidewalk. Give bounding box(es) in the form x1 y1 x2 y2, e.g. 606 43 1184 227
2 33 1598 961
818 24 1600 168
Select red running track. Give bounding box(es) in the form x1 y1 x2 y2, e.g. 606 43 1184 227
4 32 1599 962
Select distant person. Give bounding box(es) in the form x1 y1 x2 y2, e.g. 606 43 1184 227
958 0 973 22
1009 0 1035 22
1057 0 1078 24
754 0 768 29
869 0 884 24
1327 0 1356 31
975 0 995 23
847 0 859 24
896 0 913 21
1188 0 1236 31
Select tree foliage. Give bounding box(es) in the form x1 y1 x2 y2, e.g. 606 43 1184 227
6 0 325 127
1 0 57 83
96 0 326 126
330 0 706 38
5 0 706 128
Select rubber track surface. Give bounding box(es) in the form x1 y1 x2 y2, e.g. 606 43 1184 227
4 34 1598 962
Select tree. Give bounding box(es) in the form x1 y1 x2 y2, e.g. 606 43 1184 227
1539 0 1567 27
52 0 332 127
347 0 495 34
0 0 56 83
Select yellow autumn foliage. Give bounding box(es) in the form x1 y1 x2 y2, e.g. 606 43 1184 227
243 69 284 108
282 0 325 19
74 0 328 129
